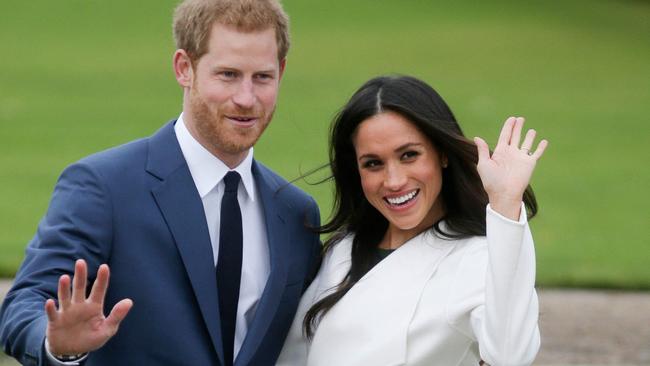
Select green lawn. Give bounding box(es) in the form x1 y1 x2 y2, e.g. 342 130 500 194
0 0 648 288
0 355 16 366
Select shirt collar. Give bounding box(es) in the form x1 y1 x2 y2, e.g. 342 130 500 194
175 113 256 201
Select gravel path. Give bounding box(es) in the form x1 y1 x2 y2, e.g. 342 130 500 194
536 288 650 365
1 280 648 365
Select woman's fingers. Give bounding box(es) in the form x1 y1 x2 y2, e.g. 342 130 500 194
510 117 525 146
520 129 548 159
473 136 491 163
497 116 517 147
520 129 536 154
531 139 549 159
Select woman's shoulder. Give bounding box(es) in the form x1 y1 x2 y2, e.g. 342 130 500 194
317 233 355 273
323 233 354 261
433 232 489 277
430 223 488 256
456 235 488 252
305 233 354 300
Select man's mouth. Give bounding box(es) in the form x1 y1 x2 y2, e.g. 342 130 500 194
227 116 257 123
384 189 420 207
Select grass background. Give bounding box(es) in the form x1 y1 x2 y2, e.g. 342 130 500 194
0 0 648 292
0 0 648 365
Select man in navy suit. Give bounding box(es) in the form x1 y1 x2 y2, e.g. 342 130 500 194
0 0 321 365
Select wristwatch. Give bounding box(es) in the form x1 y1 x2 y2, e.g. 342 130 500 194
53 353 86 362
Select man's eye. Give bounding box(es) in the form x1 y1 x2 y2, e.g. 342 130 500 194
220 71 237 79
255 73 273 81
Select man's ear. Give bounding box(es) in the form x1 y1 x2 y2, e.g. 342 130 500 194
173 49 194 88
278 58 287 80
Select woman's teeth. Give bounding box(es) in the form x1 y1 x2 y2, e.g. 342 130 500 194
385 190 419 206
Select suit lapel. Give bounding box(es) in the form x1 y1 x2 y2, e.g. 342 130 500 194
146 121 225 365
235 161 291 366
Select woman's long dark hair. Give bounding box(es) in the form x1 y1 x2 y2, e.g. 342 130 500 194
303 75 538 338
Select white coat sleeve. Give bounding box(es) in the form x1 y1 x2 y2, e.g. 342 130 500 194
470 203 541 366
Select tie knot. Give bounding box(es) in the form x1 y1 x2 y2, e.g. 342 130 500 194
223 171 241 193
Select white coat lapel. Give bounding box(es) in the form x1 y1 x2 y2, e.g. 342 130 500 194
308 230 456 366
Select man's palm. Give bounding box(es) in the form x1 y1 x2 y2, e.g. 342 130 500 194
45 260 133 355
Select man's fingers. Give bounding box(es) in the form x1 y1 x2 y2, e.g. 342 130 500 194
72 259 88 303
45 299 58 322
510 117 525 146
497 116 516 147
89 264 110 304
105 299 133 332
58 275 71 310
473 137 490 164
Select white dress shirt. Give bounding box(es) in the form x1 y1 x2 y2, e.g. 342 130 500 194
175 114 270 358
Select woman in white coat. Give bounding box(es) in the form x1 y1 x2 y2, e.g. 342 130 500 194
278 75 548 366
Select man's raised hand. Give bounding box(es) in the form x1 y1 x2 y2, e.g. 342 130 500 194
45 259 133 356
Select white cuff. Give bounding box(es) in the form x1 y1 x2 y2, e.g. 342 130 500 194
486 202 527 225
44 338 89 366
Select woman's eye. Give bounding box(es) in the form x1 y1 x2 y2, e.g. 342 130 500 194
401 151 419 160
362 160 382 169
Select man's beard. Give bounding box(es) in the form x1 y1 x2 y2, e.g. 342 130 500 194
188 86 273 157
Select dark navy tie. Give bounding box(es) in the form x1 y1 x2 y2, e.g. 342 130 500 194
216 171 242 366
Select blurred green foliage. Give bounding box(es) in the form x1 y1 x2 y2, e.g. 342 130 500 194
0 0 648 288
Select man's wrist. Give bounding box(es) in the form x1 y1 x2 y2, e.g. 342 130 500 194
44 338 89 365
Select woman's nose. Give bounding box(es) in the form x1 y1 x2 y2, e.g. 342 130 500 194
383 164 407 190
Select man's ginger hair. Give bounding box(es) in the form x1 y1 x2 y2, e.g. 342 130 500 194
173 0 290 62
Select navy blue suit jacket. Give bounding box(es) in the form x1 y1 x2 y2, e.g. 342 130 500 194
0 121 322 365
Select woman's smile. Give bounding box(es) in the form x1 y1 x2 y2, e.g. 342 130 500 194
384 188 420 208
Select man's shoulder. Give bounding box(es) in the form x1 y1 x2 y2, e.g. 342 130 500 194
253 161 316 208
75 136 150 173
72 121 176 176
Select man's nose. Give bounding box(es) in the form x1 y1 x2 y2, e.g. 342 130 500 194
232 79 255 109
